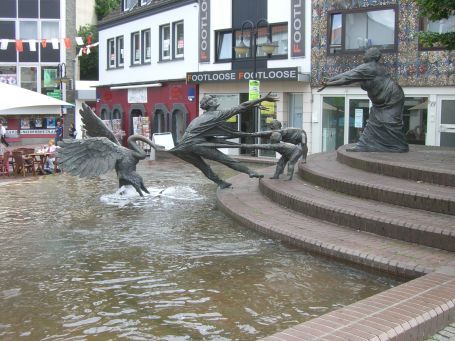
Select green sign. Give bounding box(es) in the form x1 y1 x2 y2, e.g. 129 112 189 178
248 80 260 100
47 89 61 100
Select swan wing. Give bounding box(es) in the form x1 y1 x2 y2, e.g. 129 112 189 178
57 137 124 178
80 102 119 144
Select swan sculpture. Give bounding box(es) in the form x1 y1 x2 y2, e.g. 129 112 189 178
58 103 163 196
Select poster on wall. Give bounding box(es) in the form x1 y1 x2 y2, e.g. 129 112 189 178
354 109 364 128
128 88 147 103
47 118 56 128
43 69 57 88
20 119 30 129
35 119 43 128
0 74 17 85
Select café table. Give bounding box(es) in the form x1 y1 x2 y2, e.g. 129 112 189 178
27 152 52 175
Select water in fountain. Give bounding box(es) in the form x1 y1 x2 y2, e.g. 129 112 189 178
0 158 402 340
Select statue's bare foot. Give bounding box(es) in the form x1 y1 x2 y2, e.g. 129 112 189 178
270 176 279 179
346 145 367 152
249 172 264 178
218 181 232 189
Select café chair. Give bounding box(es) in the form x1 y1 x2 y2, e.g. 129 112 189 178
12 151 35 176
0 151 11 176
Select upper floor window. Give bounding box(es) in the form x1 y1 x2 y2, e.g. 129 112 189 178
116 36 124 66
173 21 184 58
328 7 397 54
142 29 151 63
215 22 288 62
108 38 116 68
123 0 138 11
424 15 455 34
131 31 141 64
160 24 171 60
106 36 124 69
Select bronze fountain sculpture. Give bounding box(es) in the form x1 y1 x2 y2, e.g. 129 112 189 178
58 103 164 196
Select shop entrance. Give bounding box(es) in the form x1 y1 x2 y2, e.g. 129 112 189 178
438 98 455 147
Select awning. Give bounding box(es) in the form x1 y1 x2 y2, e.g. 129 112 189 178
0 82 74 116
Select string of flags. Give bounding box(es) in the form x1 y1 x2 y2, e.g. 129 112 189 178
0 35 98 55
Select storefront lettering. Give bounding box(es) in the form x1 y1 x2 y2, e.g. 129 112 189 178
199 0 210 63
186 68 299 83
291 0 305 57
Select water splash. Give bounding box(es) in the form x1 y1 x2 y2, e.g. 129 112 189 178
100 185 204 207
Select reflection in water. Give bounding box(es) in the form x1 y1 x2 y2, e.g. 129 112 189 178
0 158 402 340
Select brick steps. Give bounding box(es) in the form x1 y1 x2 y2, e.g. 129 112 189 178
299 152 455 215
259 170 455 252
263 272 455 341
217 174 455 278
337 144 455 187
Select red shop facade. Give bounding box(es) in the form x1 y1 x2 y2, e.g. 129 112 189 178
95 81 199 145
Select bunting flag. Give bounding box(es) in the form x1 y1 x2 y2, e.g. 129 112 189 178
0 39 8 50
0 36 98 53
51 38 59 49
15 39 23 52
29 40 37 52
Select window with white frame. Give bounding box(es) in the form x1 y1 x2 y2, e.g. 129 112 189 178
108 38 116 68
160 24 171 60
41 21 59 40
131 31 141 64
123 0 138 11
20 21 38 40
173 21 184 58
116 36 124 66
328 6 397 54
142 29 151 62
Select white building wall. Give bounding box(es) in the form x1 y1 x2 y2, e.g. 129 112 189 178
99 3 199 85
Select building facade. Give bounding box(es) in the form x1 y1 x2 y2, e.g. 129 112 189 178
189 0 312 157
311 0 455 152
96 0 200 145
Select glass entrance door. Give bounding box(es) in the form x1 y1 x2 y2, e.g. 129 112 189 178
348 98 370 144
322 97 344 152
438 98 455 147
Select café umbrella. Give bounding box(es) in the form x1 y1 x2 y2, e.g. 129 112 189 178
0 82 74 116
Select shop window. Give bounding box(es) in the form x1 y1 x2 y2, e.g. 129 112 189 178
403 97 427 145
107 38 116 69
160 24 171 60
21 67 37 92
153 109 166 134
131 31 141 65
116 36 124 66
173 21 184 58
142 29 151 63
0 66 17 85
328 7 397 54
100 108 109 120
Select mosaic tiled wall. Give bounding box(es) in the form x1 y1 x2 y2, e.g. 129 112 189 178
311 0 455 87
